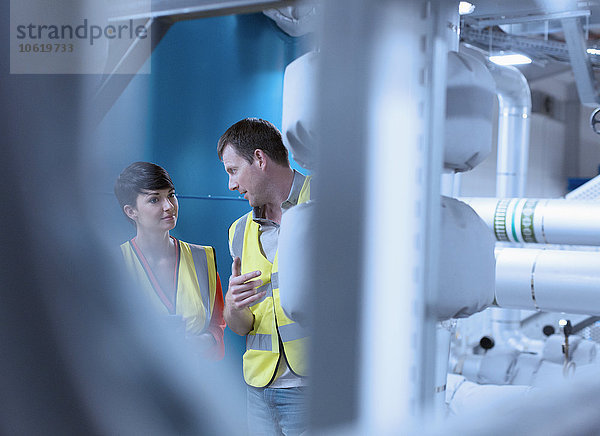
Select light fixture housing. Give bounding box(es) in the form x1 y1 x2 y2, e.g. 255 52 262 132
489 53 533 66
459 1 475 15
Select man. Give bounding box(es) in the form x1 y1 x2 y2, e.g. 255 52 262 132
217 118 311 435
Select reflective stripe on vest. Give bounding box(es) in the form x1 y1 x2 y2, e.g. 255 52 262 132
247 333 273 351
188 244 212 331
279 322 308 342
246 323 308 352
231 215 247 259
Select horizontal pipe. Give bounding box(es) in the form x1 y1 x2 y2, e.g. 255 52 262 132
462 197 600 246
496 248 600 315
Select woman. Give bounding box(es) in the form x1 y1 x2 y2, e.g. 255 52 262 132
114 162 225 360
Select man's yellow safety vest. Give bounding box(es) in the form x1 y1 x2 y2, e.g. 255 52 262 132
229 176 311 387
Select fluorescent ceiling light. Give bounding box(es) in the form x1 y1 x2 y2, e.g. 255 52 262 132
489 53 533 65
587 48 600 56
459 2 475 15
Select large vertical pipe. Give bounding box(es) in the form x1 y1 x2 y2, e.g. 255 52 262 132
309 0 371 432
436 0 461 420
491 64 531 198
440 0 460 198
310 0 446 433
360 0 447 432
360 3 427 427
488 63 533 350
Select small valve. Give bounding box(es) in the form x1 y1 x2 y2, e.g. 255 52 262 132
479 336 495 351
561 319 573 337
559 319 572 360
590 108 600 134
559 319 576 377
542 325 555 337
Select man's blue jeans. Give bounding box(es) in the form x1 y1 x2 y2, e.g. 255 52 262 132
246 386 307 435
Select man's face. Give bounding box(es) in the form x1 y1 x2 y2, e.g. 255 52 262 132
222 145 264 207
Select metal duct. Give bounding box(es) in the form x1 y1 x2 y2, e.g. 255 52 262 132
487 61 533 352
488 64 532 198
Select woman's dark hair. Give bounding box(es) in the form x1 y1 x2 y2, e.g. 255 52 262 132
217 118 289 166
114 162 175 224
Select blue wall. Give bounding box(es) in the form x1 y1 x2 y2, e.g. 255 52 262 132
98 12 311 378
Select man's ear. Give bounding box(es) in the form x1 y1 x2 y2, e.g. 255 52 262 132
254 149 267 169
124 205 137 221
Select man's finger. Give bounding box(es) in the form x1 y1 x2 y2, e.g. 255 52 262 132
232 257 241 277
233 270 261 285
233 278 262 293
234 290 268 309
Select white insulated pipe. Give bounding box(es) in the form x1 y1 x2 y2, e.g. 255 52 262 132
462 197 600 246
486 59 532 348
489 64 531 198
433 322 453 419
496 248 600 315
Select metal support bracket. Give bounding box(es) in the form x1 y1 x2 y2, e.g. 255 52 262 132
561 17 600 107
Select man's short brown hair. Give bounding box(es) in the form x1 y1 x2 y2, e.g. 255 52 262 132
217 118 289 166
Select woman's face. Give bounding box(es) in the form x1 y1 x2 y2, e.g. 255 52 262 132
126 187 178 234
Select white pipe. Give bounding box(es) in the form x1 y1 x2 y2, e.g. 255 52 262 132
496 248 600 315
485 59 533 350
441 172 462 197
433 321 453 420
462 197 600 246
489 64 532 198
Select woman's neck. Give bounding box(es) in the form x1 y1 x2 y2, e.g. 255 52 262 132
134 230 173 260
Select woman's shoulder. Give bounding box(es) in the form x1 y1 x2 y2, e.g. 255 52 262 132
177 239 215 252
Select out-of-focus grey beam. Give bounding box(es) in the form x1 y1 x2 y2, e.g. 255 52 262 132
112 0 295 22
93 0 294 124
561 17 600 107
92 17 172 125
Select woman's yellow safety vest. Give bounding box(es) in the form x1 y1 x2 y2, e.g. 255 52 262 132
121 238 218 335
229 176 311 387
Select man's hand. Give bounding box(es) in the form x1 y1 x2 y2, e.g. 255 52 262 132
224 257 266 335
